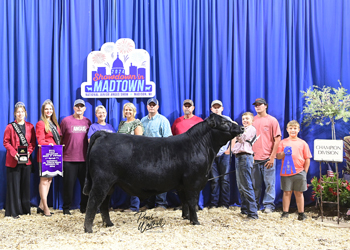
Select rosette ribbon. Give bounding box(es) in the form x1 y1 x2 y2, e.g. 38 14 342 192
282 146 296 174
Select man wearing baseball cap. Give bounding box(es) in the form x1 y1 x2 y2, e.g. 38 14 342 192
139 97 172 212
251 97 281 213
60 99 91 215
171 99 203 136
208 100 234 209
170 99 203 210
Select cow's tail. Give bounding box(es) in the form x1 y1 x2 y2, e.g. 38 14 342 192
83 131 103 195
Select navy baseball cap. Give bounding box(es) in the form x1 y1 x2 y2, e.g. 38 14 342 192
147 98 159 105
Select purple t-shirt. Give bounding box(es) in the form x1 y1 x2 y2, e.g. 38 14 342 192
88 123 116 139
60 115 91 162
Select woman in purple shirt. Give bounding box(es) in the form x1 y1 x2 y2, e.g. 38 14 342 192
88 105 116 142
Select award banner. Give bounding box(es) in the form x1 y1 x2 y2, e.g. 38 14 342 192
81 38 156 98
41 145 63 177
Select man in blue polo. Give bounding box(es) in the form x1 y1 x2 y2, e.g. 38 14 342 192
139 97 172 212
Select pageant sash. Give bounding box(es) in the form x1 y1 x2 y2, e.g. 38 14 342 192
282 146 296 175
41 145 63 177
11 122 28 146
11 122 29 164
48 121 60 145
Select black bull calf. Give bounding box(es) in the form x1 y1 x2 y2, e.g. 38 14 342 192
83 113 244 233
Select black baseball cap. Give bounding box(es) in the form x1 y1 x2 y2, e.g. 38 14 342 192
252 98 267 105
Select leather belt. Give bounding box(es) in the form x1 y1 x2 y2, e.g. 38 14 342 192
235 152 252 156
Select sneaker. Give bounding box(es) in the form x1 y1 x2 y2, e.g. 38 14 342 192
298 213 307 221
263 208 274 214
154 206 166 211
139 206 148 212
122 209 135 213
243 216 258 221
281 212 289 219
63 209 71 215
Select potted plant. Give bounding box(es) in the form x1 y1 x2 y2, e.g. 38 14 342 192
301 81 350 139
343 136 350 181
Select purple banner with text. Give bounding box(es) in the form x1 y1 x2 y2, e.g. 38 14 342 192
41 145 63 177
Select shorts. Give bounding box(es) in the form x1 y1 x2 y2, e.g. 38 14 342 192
281 170 307 192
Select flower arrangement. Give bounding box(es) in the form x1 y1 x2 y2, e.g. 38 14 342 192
311 175 350 207
301 81 350 139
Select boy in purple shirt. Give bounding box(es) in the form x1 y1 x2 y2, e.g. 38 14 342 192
60 99 91 215
232 112 258 219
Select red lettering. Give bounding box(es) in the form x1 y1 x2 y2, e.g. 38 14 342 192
93 73 101 81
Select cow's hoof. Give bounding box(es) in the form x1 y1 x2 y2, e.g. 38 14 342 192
191 221 200 225
84 228 93 233
182 215 190 220
105 222 114 227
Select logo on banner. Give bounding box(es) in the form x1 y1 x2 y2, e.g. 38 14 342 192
81 38 156 98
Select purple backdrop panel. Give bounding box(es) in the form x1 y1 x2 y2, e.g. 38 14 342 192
41 145 63 177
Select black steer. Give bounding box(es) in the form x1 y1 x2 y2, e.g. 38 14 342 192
83 113 243 233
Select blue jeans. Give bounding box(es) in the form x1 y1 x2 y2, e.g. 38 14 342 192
146 192 168 208
130 196 140 211
252 159 276 210
210 154 231 207
235 154 258 218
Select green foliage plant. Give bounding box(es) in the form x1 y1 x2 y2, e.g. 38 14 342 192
301 81 350 139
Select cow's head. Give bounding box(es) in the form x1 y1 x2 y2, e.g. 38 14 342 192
207 113 244 139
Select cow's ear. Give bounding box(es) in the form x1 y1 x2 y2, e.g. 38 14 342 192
207 117 216 128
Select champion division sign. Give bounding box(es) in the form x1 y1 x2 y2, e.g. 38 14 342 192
81 38 155 98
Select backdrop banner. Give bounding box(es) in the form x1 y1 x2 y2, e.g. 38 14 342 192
0 0 349 210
